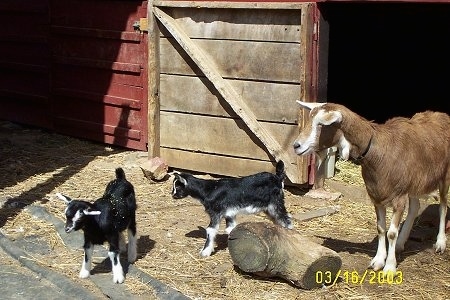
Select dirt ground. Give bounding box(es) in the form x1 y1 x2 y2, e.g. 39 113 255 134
0 121 449 300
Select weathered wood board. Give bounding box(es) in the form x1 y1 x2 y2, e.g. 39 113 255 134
160 112 298 162
160 37 302 83
164 8 302 42
160 74 301 123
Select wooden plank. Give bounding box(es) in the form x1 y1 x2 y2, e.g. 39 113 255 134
53 56 142 73
160 74 301 124
153 7 299 182
162 8 301 43
160 37 302 83
54 117 142 141
291 206 341 222
161 147 278 178
296 3 316 184
160 112 299 163
148 0 161 158
153 1 304 10
51 26 142 42
53 89 142 109
52 38 145 66
52 65 144 88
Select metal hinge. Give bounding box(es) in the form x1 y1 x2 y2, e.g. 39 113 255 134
133 18 148 32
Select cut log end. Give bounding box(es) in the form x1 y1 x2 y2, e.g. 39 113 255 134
228 228 270 272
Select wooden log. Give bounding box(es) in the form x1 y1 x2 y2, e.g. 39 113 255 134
228 222 342 289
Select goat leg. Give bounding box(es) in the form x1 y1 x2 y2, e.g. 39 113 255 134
383 196 407 275
80 243 93 279
369 205 387 271
201 216 220 257
127 226 138 263
435 182 449 253
396 197 419 253
108 235 125 283
225 216 237 234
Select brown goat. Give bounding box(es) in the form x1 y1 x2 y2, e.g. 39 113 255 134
293 101 450 276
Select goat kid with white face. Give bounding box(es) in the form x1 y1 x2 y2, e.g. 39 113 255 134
293 101 450 276
57 168 137 284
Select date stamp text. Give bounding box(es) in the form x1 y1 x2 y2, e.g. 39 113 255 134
315 270 403 286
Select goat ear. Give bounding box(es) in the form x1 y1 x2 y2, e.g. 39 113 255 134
56 193 71 204
296 100 325 110
176 175 188 186
83 209 101 216
316 110 342 126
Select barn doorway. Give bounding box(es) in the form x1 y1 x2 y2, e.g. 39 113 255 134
320 2 450 123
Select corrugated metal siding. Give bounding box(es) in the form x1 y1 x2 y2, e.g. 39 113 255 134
0 0 148 151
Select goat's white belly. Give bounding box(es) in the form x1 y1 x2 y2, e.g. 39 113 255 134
225 206 262 217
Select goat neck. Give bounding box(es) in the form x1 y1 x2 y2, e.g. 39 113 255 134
336 104 376 162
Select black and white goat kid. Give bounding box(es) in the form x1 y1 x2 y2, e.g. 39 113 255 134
172 161 293 257
56 168 137 284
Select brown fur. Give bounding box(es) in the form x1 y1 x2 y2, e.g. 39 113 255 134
294 101 450 273
303 103 450 205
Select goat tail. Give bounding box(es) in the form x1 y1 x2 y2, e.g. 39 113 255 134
275 160 285 180
115 167 126 180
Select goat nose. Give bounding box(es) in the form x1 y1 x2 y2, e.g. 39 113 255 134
293 141 300 149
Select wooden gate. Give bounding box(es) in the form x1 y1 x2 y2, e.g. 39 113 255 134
148 1 318 184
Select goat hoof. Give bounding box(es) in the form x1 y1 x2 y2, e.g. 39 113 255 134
79 270 90 279
381 265 397 279
395 245 404 253
434 244 446 254
200 249 212 257
113 274 125 284
128 252 137 263
369 256 385 271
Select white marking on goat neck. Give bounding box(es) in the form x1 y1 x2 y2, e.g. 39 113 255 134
338 135 351 160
